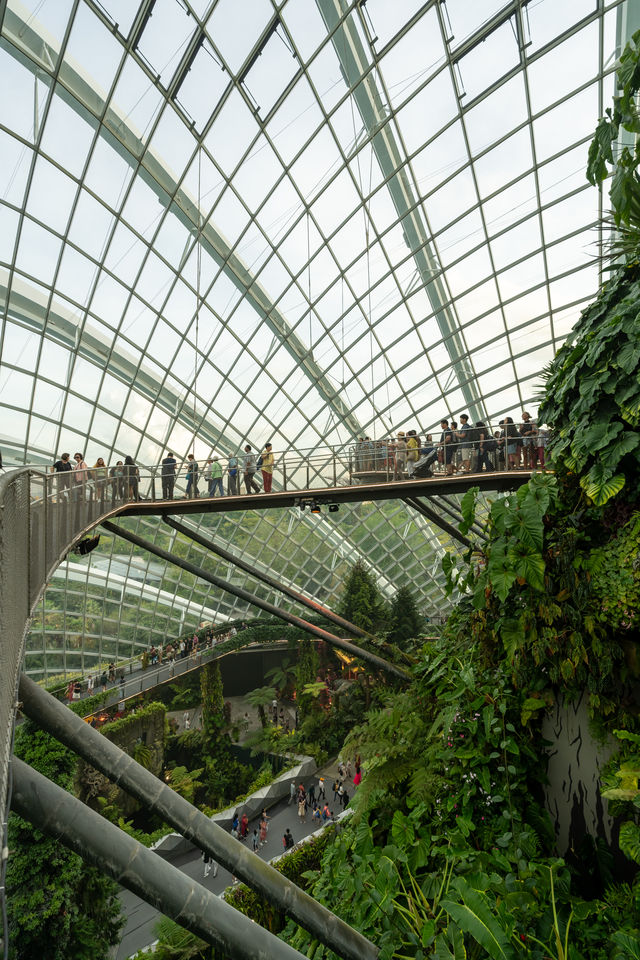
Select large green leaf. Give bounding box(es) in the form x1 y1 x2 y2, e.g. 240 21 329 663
434 926 467 959
487 544 517 602
499 617 525 662
505 501 544 550
619 821 640 864
580 463 626 506
579 419 623 454
602 431 640 470
616 339 640 374
442 879 515 960
459 487 479 536
507 542 546 591
612 929 640 960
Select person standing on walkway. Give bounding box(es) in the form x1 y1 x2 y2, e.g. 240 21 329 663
317 776 326 801
259 816 268 846
252 828 260 853
227 454 239 496
72 452 89 501
185 454 199 498
52 452 73 501
283 828 294 849
260 442 274 493
298 795 306 823
243 445 260 494
288 781 296 805
161 451 176 499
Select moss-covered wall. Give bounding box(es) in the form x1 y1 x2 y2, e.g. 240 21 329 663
77 703 165 817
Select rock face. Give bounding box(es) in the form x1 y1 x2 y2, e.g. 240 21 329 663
543 692 616 856
77 705 165 817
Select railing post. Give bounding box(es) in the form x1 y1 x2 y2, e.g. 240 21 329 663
332 447 337 488
306 460 310 490
283 456 287 491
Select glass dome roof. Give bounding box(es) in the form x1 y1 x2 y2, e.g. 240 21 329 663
0 0 625 676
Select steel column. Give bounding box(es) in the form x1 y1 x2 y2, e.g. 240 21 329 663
17 676 379 960
403 497 472 549
10 756 306 960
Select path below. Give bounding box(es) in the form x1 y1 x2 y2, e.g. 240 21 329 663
116 762 345 959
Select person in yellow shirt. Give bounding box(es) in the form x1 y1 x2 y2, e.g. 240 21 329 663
406 431 419 477
261 442 274 492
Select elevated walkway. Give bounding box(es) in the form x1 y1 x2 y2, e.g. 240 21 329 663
0 459 532 836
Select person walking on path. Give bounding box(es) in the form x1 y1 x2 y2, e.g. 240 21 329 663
252 828 260 853
259 816 268 846
240 813 249 839
202 851 217 878
298 795 306 823
227 454 239 496
288 781 296 805
317 776 326 801
260 442 274 492
208 456 224 497
283 828 294 850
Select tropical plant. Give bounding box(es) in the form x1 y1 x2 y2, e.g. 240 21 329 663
245 685 277 727
164 765 205 805
264 657 296 698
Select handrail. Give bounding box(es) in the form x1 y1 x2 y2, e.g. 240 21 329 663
5 428 550 507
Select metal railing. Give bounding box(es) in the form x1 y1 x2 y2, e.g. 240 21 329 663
6 429 549 508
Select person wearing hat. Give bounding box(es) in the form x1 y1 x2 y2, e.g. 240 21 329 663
261 442 274 493
208 456 224 497
395 432 407 479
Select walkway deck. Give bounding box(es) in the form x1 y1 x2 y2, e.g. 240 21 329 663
111 469 532 519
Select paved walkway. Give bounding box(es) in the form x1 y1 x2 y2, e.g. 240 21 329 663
115 760 345 959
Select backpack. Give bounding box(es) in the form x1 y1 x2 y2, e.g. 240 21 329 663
257 456 263 468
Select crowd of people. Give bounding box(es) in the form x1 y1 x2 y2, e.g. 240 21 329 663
48 411 546 507
354 410 548 478
49 443 277 502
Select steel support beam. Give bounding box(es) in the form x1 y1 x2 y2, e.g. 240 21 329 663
429 494 487 542
315 0 484 423
17 675 379 960
9 756 306 960
163 515 376 640
101 520 410 679
403 497 472 549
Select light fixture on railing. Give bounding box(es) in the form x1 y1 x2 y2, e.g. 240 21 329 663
310 500 321 514
328 503 339 513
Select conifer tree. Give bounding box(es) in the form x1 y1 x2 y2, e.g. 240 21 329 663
388 585 423 644
337 559 389 633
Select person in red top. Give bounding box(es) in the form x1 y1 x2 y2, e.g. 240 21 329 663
240 813 249 839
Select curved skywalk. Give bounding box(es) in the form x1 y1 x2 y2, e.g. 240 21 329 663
0 0 621 676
